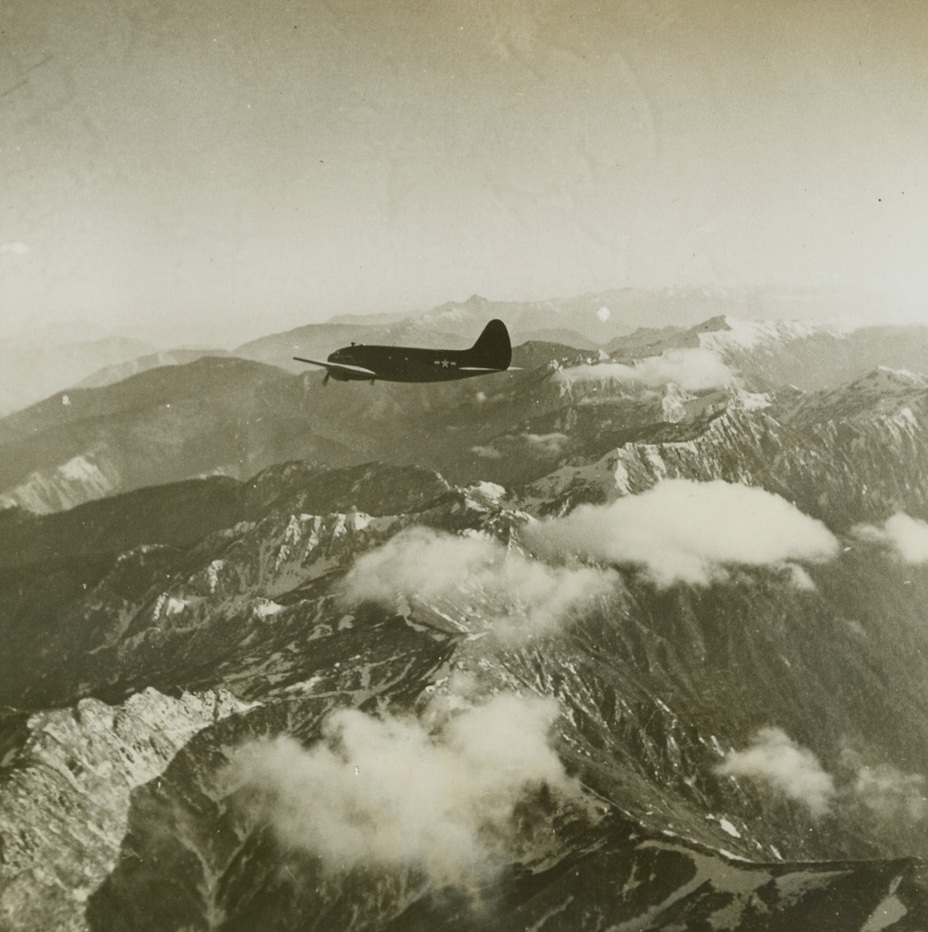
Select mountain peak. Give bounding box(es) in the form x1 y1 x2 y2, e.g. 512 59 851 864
692 314 733 334
866 365 927 387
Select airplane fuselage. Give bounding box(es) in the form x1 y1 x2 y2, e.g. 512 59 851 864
326 344 487 382
293 319 514 384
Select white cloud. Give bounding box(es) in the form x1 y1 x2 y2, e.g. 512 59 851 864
525 479 838 588
716 727 835 817
718 733 928 823
597 306 611 322
474 433 568 458
556 348 733 392
523 432 569 454
225 692 582 886
852 513 928 563
0 241 30 257
338 526 616 638
839 748 928 822
853 762 928 821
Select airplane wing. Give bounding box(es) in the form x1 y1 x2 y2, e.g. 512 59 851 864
292 357 377 377
458 366 522 372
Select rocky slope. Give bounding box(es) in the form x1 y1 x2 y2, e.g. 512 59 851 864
689 314 928 391
0 341 585 514
0 688 247 931
0 357 356 513
4 455 928 928
8 313 928 516
3 320 928 929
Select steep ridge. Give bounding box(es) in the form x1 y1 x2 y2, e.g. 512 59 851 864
0 358 356 513
0 462 450 708
3 322 928 928
1 451 927 927
698 316 928 391
527 373 928 527
7 318 928 516
0 688 247 931
0 342 583 514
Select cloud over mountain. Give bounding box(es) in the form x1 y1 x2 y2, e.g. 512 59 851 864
556 348 734 392
524 479 839 587
716 732 928 824
716 727 836 817
853 512 928 564
338 526 616 638
523 432 570 453
226 692 581 887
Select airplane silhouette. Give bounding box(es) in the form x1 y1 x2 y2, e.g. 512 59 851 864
294 319 515 384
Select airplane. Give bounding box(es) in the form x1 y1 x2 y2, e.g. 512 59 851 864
293 319 516 384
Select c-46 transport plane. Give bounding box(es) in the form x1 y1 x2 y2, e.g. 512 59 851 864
294 319 515 383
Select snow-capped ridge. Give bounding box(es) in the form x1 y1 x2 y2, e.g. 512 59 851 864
0 687 248 929
698 316 838 352
852 366 928 393
0 450 121 514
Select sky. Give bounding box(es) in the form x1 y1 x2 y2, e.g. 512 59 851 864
2 0 927 345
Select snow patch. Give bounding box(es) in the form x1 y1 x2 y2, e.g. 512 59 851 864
897 406 918 427
349 511 372 531
718 817 741 839
255 599 284 618
164 597 187 616
788 564 817 591
284 676 324 693
735 390 772 411
613 460 631 495
862 877 908 932
468 481 506 503
207 559 224 593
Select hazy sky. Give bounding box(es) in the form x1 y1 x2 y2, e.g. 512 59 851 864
2 1 927 344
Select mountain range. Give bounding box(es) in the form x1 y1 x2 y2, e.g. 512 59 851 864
1 285 897 417
2 301 928 929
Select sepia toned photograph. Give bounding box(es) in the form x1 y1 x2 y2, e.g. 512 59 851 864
2 1 928 929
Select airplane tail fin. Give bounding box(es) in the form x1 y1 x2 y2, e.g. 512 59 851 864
468 319 511 370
